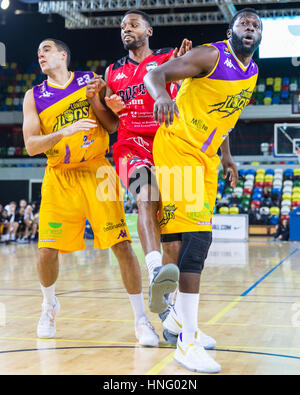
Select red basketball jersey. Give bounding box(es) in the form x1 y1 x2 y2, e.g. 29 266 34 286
106 48 177 140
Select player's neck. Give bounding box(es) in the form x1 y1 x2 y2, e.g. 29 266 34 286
47 69 72 87
227 40 252 67
128 46 153 64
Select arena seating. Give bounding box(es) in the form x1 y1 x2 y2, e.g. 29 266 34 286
0 60 108 111
216 167 300 225
0 60 299 110
251 76 299 105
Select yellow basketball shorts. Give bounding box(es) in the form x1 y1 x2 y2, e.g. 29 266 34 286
153 129 220 234
38 157 131 253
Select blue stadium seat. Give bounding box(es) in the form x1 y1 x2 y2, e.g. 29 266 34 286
272 97 280 104
265 169 274 175
281 90 289 99
265 90 272 98
246 169 256 176
269 215 279 225
282 77 290 85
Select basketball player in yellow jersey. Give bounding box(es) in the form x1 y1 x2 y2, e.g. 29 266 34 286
22 39 159 347
144 8 262 372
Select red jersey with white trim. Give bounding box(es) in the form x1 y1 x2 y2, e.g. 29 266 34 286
106 48 177 140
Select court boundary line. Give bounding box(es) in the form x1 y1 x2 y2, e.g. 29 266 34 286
1 345 300 362
147 247 300 374
208 247 299 325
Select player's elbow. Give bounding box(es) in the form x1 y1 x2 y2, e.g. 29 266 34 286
25 145 36 157
24 138 37 157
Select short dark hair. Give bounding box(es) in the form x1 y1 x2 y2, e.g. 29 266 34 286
42 38 71 67
123 9 152 27
229 8 261 30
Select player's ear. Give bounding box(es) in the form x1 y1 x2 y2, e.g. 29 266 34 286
227 28 232 39
147 27 153 38
62 50 68 66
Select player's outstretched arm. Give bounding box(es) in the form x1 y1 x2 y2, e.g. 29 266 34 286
144 45 219 127
86 72 120 133
23 89 97 156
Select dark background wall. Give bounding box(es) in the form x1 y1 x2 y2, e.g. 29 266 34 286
0 1 299 77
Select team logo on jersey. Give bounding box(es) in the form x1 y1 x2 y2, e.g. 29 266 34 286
159 204 177 227
223 46 231 57
53 99 90 132
186 203 212 222
224 58 236 70
39 84 54 98
103 219 126 232
81 134 95 148
114 72 128 81
146 61 158 72
118 83 147 102
117 229 128 239
208 88 253 118
39 91 54 99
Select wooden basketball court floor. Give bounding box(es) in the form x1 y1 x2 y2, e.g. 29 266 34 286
0 237 300 375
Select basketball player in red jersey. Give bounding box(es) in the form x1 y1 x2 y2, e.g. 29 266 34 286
87 10 192 320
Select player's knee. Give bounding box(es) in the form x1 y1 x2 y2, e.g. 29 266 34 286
178 231 212 274
129 167 158 202
39 247 58 264
112 240 133 258
163 240 181 264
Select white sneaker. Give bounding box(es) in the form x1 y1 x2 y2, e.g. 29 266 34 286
135 316 160 347
37 296 60 338
162 306 216 350
162 304 182 335
174 331 221 374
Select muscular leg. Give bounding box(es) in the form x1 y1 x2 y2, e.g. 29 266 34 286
160 233 215 351
112 240 159 346
38 247 59 288
130 169 162 282
162 240 182 266
136 185 161 255
111 240 142 294
37 248 60 338
129 167 179 313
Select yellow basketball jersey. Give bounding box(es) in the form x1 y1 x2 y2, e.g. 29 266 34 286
163 40 258 157
33 71 109 167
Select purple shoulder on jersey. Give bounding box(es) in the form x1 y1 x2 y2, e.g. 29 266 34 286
33 71 94 114
208 41 258 81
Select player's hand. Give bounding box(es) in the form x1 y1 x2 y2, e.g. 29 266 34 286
62 119 97 137
171 38 193 59
104 94 126 114
153 94 180 128
221 154 238 189
86 74 106 98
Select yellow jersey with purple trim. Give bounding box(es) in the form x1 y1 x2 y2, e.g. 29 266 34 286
164 40 258 157
33 71 109 167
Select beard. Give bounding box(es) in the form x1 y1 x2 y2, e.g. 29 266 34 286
231 30 261 56
123 38 141 51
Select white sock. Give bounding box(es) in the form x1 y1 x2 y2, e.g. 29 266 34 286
128 293 147 325
1 234 9 241
40 283 56 306
178 292 199 344
145 250 162 282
